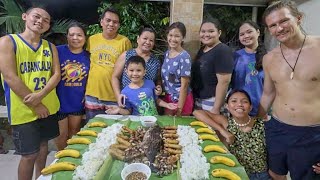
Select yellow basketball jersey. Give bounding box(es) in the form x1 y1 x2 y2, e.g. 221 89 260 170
2 34 60 125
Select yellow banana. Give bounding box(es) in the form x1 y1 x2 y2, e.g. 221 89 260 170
196 128 215 134
210 156 236 167
203 145 227 153
199 134 220 142
55 149 81 158
67 137 91 145
212 169 241 180
190 121 208 127
77 130 98 137
88 121 107 128
41 162 76 175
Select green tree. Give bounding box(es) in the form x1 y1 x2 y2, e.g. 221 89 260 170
203 5 252 48
0 0 74 39
87 0 170 57
0 0 25 34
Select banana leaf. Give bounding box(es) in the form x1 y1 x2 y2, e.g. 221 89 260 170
51 116 249 180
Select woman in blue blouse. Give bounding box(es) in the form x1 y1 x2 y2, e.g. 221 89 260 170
231 20 267 116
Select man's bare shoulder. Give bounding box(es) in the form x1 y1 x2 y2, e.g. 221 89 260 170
308 35 320 47
0 35 14 52
263 46 280 66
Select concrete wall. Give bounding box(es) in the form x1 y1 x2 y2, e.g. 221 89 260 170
299 0 320 35
170 0 204 58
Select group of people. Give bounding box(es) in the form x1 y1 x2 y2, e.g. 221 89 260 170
0 0 319 180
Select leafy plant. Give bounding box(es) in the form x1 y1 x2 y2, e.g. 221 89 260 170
0 0 74 42
87 0 170 58
0 0 24 34
203 5 252 49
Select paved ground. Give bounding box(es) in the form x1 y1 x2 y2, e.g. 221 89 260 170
0 121 57 180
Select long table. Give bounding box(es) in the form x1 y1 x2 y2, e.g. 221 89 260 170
44 115 249 180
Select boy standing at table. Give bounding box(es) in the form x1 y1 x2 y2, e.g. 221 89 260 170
105 56 177 115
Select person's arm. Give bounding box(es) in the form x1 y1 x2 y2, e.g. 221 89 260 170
155 66 163 96
111 51 126 107
257 55 276 118
0 36 35 101
210 73 232 114
177 77 189 116
193 110 234 144
105 105 131 115
157 99 177 110
313 163 320 174
24 43 61 106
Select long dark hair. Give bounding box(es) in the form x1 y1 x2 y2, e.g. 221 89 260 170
239 20 266 71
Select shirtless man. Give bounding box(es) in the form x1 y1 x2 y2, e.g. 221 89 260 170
258 1 320 179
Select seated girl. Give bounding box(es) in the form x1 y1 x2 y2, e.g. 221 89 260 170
193 89 270 180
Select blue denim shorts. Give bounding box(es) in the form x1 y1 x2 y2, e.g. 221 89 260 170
265 116 320 180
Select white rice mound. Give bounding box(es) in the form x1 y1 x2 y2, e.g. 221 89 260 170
177 125 210 180
73 123 123 180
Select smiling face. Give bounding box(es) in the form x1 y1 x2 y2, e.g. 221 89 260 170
239 23 260 49
67 27 86 50
100 11 120 38
126 62 146 84
137 31 155 52
199 22 221 46
23 8 51 34
265 7 302 43
167 28 183 49
226 92 252 119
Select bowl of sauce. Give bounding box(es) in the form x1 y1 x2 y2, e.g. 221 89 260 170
121 163 151 180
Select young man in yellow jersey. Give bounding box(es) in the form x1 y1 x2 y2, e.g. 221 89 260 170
85 7 132 121
0 7 60 180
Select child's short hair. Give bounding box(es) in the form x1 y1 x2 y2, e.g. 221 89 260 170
226 89 252 105
126 55 146 69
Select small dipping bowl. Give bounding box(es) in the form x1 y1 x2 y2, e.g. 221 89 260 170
140 116 157 127
121 163 151 180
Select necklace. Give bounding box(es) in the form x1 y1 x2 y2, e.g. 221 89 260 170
233 117 251 127
280 34 306 80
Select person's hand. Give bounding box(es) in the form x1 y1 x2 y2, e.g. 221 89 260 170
33 103 49 119
166 103 178 110
155 85 162 96
210 107 220 115
23 92 43 107
313 163 320 174
175 107 182 117
105 105 120 115
221 131 235 145
117 94 126 108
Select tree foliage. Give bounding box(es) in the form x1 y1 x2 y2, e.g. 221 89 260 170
0 0 25 34
87 0 170 57
0 0 74 38
203 5 252 48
